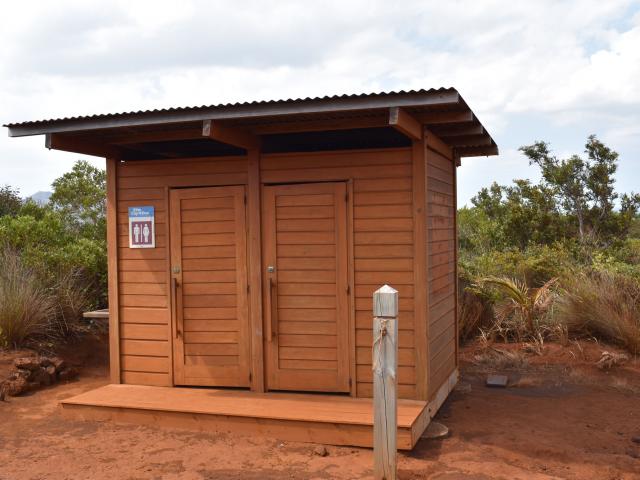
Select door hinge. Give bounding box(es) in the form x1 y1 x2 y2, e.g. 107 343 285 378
346 285 351 295
247 284 250 293
349 377 352 388
345 192 349 202
244 193 247 205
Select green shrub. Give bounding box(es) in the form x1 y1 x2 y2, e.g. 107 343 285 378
0 248 56 348
460 243 576 287
0 205 106 307
592 239 640 279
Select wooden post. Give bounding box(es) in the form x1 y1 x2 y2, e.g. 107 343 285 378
105 157 120 384
373 285 398 480
247 148 265 392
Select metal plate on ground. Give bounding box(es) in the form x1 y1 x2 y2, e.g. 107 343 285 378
486 374 509 388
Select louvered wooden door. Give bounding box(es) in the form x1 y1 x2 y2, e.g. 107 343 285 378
262 183 350 392
169 186 250 387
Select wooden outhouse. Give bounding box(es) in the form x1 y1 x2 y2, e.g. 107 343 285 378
6 88 497 449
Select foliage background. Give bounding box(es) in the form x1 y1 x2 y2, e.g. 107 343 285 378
0 161 106 347
459 136 640 353
0 137 638 352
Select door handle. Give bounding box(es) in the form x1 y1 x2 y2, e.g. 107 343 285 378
171 277 182 338
267 277 278 341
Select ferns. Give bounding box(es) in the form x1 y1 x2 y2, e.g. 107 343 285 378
473 276 558 342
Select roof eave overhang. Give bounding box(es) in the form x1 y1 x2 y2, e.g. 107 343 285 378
6 90 461 138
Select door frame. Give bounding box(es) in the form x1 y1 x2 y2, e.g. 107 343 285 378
260 181 354 393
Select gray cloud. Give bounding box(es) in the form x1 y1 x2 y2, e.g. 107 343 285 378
1 0 639 204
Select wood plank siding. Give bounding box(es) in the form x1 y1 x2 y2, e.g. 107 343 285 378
262 182 350 392
261 148 417 398
116 156 248 386
425 142 457 399
169 186 251 387
111 145 455 400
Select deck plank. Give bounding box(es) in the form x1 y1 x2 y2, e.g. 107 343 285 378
61 384 428 449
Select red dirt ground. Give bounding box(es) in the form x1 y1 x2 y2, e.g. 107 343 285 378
1 338 639 479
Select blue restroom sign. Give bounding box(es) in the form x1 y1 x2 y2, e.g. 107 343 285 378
128 206 155 248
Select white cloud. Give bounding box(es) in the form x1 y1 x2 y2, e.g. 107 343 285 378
1 0 639 201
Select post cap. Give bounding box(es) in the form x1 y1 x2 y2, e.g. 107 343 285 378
373 284 398 317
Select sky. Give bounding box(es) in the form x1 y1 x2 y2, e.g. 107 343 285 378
1 0 639 205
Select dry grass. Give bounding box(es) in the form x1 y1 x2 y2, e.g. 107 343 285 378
0 248 56 348
472 333 530 369
473 276 559 342
51 269 91 338
558 271 640 355
0 247 91 348
458 283 493 343
472 347 529 370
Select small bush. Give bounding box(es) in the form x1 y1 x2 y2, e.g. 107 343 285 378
0 248 56 348
460 243 576 288
558 271 640 354
472 276 559 342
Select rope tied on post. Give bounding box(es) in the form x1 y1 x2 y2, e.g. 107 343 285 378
372 316 396 380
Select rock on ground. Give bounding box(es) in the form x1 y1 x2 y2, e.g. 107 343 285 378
0 356 77 397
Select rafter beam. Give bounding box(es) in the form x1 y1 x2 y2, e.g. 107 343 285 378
424 128 453 159
455 145 499 157
203 120 261 150
447 135 493 147
432 124 484 137
46 133 122 158
415 110 474 125
388 107 422 140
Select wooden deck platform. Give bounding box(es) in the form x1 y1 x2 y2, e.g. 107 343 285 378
61 384 430 450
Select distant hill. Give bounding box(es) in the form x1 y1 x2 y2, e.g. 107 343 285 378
29 191 52 204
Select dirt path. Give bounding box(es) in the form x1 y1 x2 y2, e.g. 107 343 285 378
1 342 639 479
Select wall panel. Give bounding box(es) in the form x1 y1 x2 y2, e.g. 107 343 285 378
425 145 457 399
115 156 247 386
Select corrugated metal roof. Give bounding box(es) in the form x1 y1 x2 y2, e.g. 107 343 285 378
4 87 498 157
4 87 457 128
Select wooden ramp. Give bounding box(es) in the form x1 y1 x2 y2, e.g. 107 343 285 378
61 384 429 450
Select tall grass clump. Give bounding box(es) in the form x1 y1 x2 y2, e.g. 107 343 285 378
51 268 91 338
0 248 56 348
558 271 640 355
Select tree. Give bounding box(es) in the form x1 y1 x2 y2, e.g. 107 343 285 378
457 206 503 256
471 179 565 249
49 160 106 240
519 135 640 246
0 185 22 217
0 161 108 308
